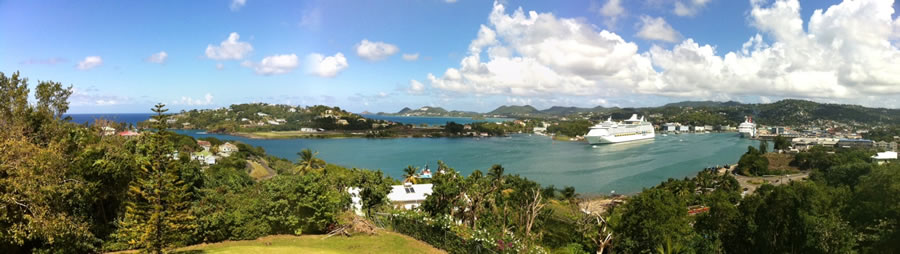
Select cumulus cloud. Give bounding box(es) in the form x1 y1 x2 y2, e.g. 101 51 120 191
636 16 682 42
242 54 299 75
408 80 425 94
230 0 246 11
175 93 214 106
426 0 900 107
205 32 253 60
355 39 399 61
76 56 103 70
590 0 625 28
674 0 712 17
306 52 349 78
146 51 168 64
402 53 420 61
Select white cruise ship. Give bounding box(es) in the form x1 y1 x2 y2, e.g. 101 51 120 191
738 116 757 138
585 114 655 144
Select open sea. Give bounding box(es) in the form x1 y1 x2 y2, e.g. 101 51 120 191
69 114 760 194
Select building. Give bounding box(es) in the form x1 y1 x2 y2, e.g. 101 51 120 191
218 142 239 156
257 112 269 117
191 151 217 165
791 137 840 151
387 183 433 210
347 187 364 216
300 127 319 132
836 139 875 149
693 126 706 132
677 125 691 132
101 126 116 136
875 141 898 151
663 123 678 132
872 151 898 165
336 119 349 125
117 130 140 137
197 140 212 151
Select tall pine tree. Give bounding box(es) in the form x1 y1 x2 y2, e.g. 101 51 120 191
110 103 195 253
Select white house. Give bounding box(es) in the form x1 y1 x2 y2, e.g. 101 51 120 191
218 142 239 157
257 112 269 117
663 123 678 132
872 151 898 165
101 126 116 136
693 126 706 132
387 183 433 210
300 127 319 132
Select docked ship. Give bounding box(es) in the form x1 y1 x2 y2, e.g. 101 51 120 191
585 114 655 144
738 116 757 138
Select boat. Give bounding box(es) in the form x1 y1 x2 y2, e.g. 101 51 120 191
585 114 655 144
738 116 757 138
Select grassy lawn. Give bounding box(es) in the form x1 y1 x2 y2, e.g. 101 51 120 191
171 231 445 254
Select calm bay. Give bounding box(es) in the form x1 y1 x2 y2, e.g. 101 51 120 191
175 130 760 194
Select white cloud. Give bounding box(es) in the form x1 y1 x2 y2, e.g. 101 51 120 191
69 87 130 106
230 0 246 11
408 80 425 94
427 0 900 107
242 54 299 75
355 39 399 61
146 51 168 64
674 0 712 17
176 93 214 106
445 0 458 3
590 0 625 28
205 32 253 60
300 8 322 30
636 16 682 42
76 56 103 70
306 52 349 78
216 63 225 70
402 53 420 61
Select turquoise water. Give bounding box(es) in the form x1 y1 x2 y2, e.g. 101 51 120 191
361 114 511 125
176 130 759 194
66 113 155 126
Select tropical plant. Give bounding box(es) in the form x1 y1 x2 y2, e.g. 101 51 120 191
402 165 418 184
297 148 325 174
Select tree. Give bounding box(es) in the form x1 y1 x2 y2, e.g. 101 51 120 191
737 146 769 176
613 187 694 253
402 165 418 184
421 167 464 217
759 140 768 154
356 170 390 217
110 103 196 253
773 135 790 151
297 149 325 174
34 80 72 119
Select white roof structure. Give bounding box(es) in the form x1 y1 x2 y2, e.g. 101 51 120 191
387 183 433 203
873 151 898 160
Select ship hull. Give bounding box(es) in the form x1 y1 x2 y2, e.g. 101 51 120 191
586 132 655 144
739 131 754 138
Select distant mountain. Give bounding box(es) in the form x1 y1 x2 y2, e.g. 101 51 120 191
539 106 593 115
396 107 413 114
663 101 743 108
488 105 539 115
385 106 460 116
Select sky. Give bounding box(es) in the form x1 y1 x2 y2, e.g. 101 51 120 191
2 0 900 113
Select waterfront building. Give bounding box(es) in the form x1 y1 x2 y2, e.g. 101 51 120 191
300 127 319 132
387 183 433 210
663 123 678 132
791 137 840 151
678 125 691 132
693 126 706 132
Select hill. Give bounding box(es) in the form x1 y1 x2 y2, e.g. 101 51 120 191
488 105 539 115
663 100 743 108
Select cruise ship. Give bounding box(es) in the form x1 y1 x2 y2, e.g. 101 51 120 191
585 114 655 144
738 116 757 138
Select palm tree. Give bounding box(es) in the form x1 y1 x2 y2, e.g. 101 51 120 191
488 164 505 188
402 165 418 184
297 149 325 174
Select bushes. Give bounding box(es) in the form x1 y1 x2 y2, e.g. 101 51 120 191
383 212 543 254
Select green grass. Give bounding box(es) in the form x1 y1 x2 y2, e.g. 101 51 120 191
171 231 446 254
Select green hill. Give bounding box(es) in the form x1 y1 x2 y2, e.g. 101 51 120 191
488 105 539 115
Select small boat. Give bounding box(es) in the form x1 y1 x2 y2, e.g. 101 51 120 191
662 134 668 136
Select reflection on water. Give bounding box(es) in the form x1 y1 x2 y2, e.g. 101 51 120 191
591 139 655 152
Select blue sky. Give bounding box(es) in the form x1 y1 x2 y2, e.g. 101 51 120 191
2 0 899 113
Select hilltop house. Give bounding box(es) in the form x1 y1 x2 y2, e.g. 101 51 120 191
218 142 239 157
117 130 140 137
197 140 211 151
387 183 433 210
191 151 216 165
336 119 349 126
